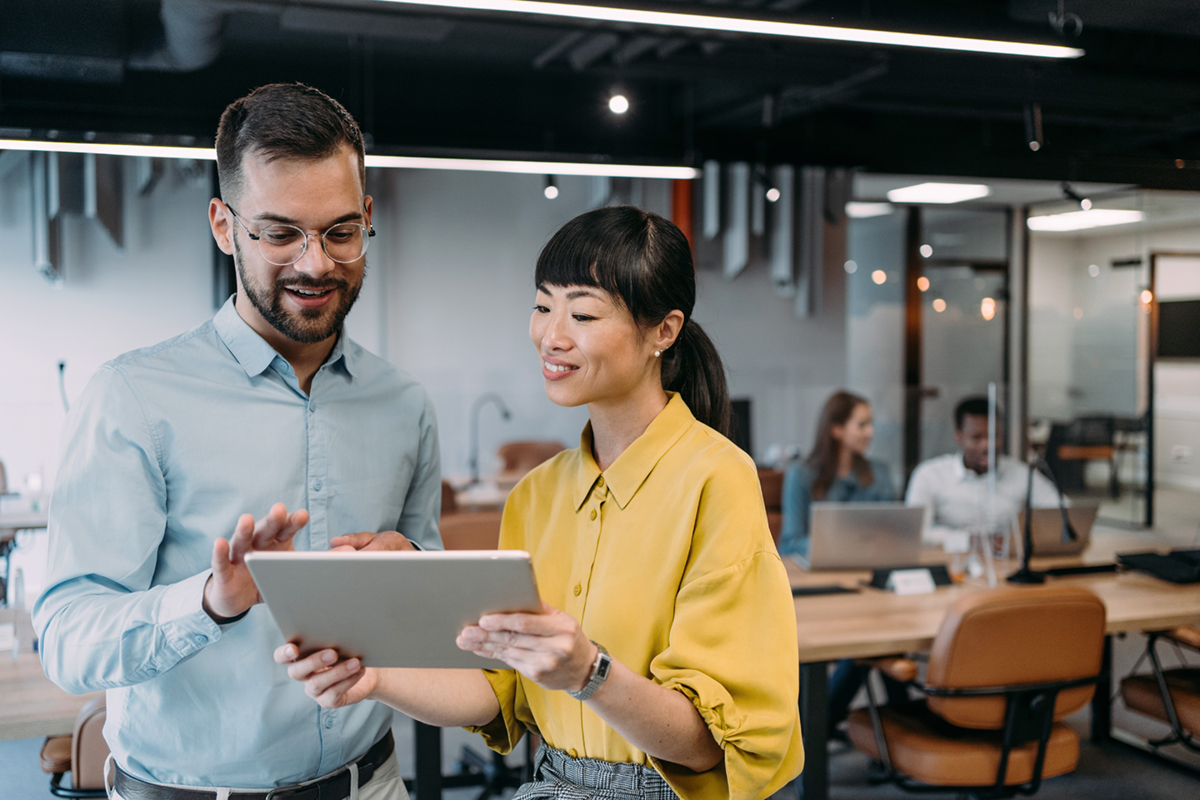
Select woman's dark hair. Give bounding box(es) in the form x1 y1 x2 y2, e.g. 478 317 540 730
534 206 731 437
805 391 874 501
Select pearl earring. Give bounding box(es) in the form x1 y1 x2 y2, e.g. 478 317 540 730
654 350 662 357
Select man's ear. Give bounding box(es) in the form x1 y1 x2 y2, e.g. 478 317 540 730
209 199 235 256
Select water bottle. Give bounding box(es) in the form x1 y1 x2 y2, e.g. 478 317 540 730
11 568 26 659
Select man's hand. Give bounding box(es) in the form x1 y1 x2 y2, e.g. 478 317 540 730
204 503 309 622
330 532 415 552
275 643 379 709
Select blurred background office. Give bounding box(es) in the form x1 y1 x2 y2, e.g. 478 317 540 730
5 2 1200 798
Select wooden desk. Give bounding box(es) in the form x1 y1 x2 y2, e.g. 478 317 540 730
0 650 103 742
790 537 1200 800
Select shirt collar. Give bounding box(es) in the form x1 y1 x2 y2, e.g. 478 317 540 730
572 392 695 511
213 296 353 379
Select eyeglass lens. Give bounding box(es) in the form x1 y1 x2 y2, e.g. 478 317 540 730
256 224 369 266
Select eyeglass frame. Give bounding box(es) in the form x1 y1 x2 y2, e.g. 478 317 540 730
223 202 376 266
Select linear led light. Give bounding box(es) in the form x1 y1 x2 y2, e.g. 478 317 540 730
0 139 698 179
0 139 217 160
373 0 1084 58
886 182 992 204
1026 209 1144 232
845 201 894 218
364 154 698 179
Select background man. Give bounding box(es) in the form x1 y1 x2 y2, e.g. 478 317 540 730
906 396 1063 545
34 83 440 799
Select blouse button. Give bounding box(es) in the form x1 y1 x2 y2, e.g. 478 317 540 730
596 477 605 488
573 583 582 596
589 509 597 521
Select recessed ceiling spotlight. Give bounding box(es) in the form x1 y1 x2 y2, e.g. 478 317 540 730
844 260 858 274
765 187 781 203
872 270 887 285
886 183 991 204
933 298 947 313
1088 264 1100 277
919 244 934 258
917 276 931 292
609 94 629 114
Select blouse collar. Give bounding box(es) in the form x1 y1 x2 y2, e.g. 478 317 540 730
572 392 695 511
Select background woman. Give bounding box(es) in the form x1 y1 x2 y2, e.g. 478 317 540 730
279 207 803 799
777 390 904 737
777 391 894 558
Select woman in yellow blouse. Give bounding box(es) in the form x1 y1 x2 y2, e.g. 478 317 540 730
278 206 804 799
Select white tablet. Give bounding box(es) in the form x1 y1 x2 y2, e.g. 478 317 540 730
244 550 541 669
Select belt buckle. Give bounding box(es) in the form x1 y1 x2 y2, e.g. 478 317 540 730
264 784 321 800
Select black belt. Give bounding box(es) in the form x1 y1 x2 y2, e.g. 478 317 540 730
114 729 394 800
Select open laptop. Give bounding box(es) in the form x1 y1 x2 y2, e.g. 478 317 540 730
1017 505 1098 557
798 502 926 570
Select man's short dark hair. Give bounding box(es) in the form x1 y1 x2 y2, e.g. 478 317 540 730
215 83 365 203
955 396 1002 430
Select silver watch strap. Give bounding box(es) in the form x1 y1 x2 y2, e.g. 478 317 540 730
568 641 611 701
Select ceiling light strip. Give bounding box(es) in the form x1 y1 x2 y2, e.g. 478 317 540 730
365 154 698 178
0 139 217 160
374 0 1083 58
0 139 699 179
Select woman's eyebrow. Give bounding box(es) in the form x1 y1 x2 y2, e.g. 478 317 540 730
566 288 601 300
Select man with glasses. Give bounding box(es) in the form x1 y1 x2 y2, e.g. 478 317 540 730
34 83 438 800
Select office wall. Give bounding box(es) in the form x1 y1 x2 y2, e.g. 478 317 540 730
1 159 853 503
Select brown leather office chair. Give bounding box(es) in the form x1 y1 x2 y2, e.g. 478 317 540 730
1120 625 1200 752
40 696 109 798
439 510 503 551
757 468 784 544
847 586 1106 798
495 441 565 486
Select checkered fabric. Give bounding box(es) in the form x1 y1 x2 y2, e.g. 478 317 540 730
512 744 681 800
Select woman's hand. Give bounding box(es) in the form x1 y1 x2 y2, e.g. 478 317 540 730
457 602 597 692
274 644 379 708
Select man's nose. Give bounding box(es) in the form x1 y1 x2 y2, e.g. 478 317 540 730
292 234 336 277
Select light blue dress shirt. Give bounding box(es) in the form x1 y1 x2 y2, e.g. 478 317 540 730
33 298 443 788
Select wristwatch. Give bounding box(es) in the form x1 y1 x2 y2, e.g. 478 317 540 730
568 641 612 701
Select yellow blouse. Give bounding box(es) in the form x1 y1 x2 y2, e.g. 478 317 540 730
466 393 804 799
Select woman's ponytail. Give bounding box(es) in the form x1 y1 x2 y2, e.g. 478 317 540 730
662 319 731 439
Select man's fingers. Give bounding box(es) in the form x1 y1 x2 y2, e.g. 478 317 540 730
251 503 290 549
316 669 367 709
331 532 375 550
211 538 233 580
278 509 309 542
226 514 256 563
285 649 341 682
274 643 300 665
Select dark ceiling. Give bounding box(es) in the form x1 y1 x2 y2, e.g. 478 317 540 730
3 0 1200 189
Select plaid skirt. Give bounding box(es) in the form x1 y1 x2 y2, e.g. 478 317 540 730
512 743 681 800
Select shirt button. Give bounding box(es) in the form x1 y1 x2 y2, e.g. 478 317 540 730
324 715 335 729
596 477 605 488
589 509 597 521
309 405 315 414
313 480 323 491
573 583 582 596
568 749 578 758
146 668 157 677
194 635 208 646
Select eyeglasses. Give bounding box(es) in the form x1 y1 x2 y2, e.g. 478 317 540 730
225 203 375 266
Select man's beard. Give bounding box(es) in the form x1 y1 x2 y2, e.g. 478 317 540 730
233 235 364 344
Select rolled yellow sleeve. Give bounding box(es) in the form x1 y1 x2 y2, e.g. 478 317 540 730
650 554 804 800
464 668 530 754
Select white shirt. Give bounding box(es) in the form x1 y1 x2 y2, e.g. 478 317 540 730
905 453 1065 545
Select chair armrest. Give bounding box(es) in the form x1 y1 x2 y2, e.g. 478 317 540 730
857 657 919 683
1166 626 1200 650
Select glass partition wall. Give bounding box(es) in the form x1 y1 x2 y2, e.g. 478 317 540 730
846 206 1012 496
1027 190 1200 530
